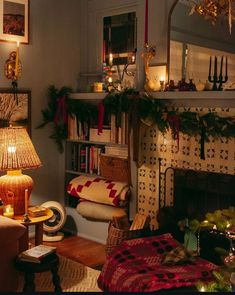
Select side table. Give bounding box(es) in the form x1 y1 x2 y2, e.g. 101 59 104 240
13 208 54 250
15 253 62 292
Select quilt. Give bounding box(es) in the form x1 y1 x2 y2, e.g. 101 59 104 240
98 233 218 292
67 175 129 206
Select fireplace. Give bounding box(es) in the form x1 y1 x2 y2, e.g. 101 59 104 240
159 165 235 221
174 169 235 220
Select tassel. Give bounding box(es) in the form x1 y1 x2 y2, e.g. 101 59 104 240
167 114 180 152
97 102 105 135
54 96 67 125
200 127 205 160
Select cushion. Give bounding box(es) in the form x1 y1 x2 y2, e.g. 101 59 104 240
0 216 26 247
67 175 129 207
162 245 195 265
76 201 127 221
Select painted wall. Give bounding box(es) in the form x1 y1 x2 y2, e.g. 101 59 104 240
0 0 81 206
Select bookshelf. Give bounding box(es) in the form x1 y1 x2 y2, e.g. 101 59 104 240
65 93 130 206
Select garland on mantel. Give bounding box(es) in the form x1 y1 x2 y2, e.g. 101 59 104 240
38 86 235 157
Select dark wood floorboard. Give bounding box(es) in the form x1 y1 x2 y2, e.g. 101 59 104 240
32 235 106 269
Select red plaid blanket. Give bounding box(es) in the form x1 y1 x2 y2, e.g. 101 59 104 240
98 233 218 292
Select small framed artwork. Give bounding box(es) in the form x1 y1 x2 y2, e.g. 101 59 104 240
0 89 31 135
0 0 29 43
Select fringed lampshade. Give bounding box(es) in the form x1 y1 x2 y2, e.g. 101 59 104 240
0 127 41 215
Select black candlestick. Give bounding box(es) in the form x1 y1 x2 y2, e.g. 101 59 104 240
208 56 228 91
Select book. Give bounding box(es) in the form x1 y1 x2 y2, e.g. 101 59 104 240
18 244 57 263
28 206 47 217
110 114 117 143
89 128 111 143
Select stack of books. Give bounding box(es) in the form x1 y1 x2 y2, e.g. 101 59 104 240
28 206 47 217
18 244 57 263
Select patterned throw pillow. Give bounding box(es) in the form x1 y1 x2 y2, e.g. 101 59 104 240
162 245 195 265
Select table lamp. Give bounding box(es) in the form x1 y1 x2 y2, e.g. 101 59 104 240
0 127 42 215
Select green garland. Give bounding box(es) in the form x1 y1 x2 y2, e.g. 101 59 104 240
38 86 235 153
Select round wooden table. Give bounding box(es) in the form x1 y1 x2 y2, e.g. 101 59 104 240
14 208 54 249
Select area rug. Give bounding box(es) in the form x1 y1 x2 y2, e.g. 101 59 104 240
17 255 101 292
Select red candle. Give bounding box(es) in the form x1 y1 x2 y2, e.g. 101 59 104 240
103 40 106 63
145 0 148 45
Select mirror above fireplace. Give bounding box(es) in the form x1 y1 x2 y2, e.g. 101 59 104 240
167 0 235 87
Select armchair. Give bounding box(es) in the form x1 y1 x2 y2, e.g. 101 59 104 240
0 215 27 292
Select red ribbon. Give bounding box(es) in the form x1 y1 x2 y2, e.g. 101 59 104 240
98 102 105 135
145 0 148 45
54 96 67 125
167 114 180 152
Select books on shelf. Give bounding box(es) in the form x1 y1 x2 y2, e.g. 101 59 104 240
104 145 128 158
28 206 47 217
18 244 57 263
67 112 129 145
89 128 111 143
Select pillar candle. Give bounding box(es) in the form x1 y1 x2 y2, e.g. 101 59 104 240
145 0 149 45
15 41 20 78
25 189 28 214
109 53 113 66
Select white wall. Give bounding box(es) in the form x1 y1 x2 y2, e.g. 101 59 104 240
0 0 81 206
0 0 176 242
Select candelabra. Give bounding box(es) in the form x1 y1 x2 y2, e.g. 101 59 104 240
107 50 136 92
208 56 228 91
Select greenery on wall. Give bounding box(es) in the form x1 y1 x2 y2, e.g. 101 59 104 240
38 86 235 157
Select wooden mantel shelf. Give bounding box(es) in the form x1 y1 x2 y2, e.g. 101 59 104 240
150 91 235 100
70 91 235 107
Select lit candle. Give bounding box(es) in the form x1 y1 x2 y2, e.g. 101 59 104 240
109 53 113 66
131 54 135 63
3 205 14 218
15 41 20 78
25 189 28 214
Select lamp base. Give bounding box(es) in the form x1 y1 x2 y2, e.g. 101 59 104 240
0 170 33 215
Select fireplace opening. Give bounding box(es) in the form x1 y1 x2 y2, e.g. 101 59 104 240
173 169 235 220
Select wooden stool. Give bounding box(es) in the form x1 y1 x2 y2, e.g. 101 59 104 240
15 254 62 292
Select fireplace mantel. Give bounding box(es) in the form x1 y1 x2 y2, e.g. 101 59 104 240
71 91 235 107
150 91 235 108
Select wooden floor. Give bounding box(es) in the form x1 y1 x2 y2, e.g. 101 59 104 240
42 234 106 269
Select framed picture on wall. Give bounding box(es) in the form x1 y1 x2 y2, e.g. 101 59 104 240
0 89 31 135
0 0 29 43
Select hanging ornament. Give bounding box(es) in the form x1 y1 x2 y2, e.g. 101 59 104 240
4 51 22 81
188 0 235 33
4 42 22 104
